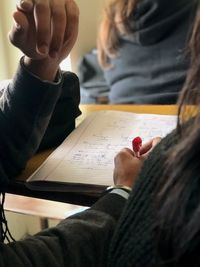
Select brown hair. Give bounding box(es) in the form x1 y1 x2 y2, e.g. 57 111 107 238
156 8 200 266
97 0 138 68
178 7 200 121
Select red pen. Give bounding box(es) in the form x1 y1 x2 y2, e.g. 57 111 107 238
132 136 142 158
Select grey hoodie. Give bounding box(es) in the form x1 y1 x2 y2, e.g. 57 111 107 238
104 0 198 104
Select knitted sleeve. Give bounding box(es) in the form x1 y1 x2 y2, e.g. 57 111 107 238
108 129 179 267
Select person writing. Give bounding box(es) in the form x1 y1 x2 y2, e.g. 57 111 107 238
107 6 200 266
97 0 198 104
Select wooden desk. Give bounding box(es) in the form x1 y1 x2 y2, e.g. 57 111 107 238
6 105 177 206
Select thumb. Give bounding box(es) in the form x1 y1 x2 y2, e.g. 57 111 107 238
151 137 162 148
140 136 161 158
8 11 29 48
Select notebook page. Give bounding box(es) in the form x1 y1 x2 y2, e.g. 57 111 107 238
27 110 177 187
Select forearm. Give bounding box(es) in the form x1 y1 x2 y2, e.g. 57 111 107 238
0 193 126 267
23 56 59 82
0 58 63 182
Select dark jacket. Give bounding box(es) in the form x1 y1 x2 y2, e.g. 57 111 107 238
104 0 198 104
0 58 80 243
108 121 200 266
0 59 127 266
0 59 81 186
0 192 126 267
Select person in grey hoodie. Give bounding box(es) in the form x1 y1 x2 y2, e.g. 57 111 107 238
97 0 199 104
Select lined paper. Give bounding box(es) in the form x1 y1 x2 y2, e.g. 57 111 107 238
27 110 177 190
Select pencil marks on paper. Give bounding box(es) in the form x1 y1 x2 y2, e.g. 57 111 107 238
28 111 177 186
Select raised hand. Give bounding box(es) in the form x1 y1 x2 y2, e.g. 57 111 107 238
9 0 79 81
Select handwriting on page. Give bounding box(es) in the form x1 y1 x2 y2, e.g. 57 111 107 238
34 111 176 186
63 111 175 169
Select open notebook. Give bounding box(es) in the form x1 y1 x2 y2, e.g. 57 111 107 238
26 110 177 194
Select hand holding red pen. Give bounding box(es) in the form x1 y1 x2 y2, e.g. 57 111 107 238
113 137 161 188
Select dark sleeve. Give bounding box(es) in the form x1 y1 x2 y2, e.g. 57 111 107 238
0 193 126 267
0 59 80 185
38 71 81 150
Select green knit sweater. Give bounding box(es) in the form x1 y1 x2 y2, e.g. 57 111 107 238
108 128 180 267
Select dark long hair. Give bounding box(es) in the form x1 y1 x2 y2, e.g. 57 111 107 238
156 7 200 266
97 0 138 68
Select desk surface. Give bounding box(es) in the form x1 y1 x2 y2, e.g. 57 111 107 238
7 104 177 206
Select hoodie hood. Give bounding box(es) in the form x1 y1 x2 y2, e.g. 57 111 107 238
125 0 198 45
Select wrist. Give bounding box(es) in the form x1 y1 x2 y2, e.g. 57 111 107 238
106 185 132 193
101 185 132 200
23 56 59 82
109 188 130 200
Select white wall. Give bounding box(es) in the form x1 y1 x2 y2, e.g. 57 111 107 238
0 1 21 80
5 212 41 241
70 0 105 72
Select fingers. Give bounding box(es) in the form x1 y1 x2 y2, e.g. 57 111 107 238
33 0 51 55
15 0 79 59
49 0 66 57
140 137 161 157
32 0 79 57
16 0 34 12
114 148 133 163
9 11 29 48
152 136 162 146
117 148 135 158
114 148 142 188
113 137 161 188
62 0 79 54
